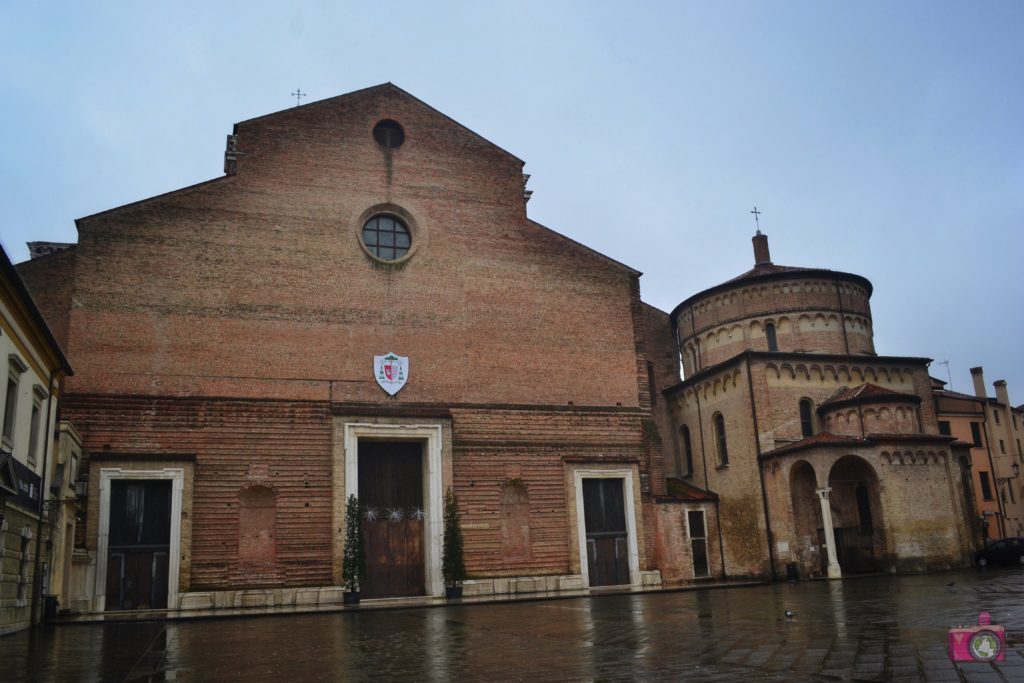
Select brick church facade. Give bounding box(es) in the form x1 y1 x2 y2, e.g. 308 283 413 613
16 84 972 614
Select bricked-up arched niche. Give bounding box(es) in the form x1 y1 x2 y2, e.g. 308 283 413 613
500 479 531 561
238 486 277 567
789 460 822 577
827 456 884 574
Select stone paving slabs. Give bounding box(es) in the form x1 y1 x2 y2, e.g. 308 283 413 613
1 569 1022 681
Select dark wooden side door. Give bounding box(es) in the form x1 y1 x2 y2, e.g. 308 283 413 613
106 480 171 610
358 441 425 599
582 478 630 586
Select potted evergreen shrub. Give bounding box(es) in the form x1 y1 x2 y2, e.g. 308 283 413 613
342 494 365 605
442 488 467 599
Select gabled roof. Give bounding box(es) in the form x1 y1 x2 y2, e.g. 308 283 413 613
659 478 719 502
79 83 527 225
818 383 920 410
236 82 525 164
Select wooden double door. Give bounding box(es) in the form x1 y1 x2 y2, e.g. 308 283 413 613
105 480 171 611
359 441 426 599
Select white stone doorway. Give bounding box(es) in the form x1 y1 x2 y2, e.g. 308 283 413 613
341 423 444 598
573 468 640 589
94 468 184 613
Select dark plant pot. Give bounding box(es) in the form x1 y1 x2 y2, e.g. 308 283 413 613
445 585 463 600
343 590 360 605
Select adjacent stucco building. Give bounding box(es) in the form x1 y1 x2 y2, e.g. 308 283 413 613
0 246 73 635
933 368 1024 542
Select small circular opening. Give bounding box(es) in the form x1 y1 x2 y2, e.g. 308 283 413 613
362 214 411 261
373 119 404 148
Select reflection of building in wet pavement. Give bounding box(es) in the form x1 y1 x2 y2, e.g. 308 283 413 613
2 571 1021 680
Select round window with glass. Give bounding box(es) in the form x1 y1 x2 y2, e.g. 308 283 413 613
361 215 411 261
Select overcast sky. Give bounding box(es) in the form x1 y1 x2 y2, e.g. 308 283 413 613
2 1 1021 397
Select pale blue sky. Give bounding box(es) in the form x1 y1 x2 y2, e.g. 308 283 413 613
2 1 1022 395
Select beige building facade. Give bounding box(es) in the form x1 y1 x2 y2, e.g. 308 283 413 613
664 233 974 580
0 246 73 635
963 368 1024 538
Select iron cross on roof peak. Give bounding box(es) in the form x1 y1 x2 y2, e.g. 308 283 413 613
291 88 307 106
750 206 762 234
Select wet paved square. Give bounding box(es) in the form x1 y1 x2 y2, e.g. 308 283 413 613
2 569 1023 681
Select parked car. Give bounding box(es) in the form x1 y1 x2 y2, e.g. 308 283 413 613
976 537 1024 567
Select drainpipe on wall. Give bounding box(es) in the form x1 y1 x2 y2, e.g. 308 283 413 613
745 354 777 581
31 367 57 627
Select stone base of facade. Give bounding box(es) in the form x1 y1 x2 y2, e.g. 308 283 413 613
463 570 662 597
179 586 347 611
176 571 664 611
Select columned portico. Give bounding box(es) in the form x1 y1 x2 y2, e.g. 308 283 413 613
817 487 842 579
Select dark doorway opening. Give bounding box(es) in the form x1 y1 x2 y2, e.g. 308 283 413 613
823 455 884 575
582 478 630 586
688 510 710 578
106 480 171 611
358 441 426 599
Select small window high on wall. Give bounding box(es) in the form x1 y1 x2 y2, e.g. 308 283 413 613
799 399 815 438
765 322 778 352
713 414 729 467
680 426 694 476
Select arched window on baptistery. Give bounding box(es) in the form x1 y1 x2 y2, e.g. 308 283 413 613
799 399 815 439
679 425 694 476
713 413 729 467
765 322 778 352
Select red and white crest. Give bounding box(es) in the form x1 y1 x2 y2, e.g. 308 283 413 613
373 352 409 395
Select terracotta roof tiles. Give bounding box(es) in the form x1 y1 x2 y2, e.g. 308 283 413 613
660 478 719 502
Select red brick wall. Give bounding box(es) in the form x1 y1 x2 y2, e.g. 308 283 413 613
451 406 645 575
16 248 76 350
63 86 643 409
64 394 334 589
27 85 668 591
